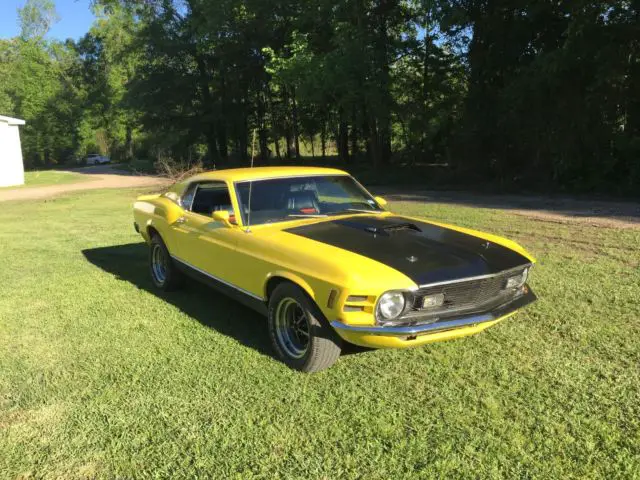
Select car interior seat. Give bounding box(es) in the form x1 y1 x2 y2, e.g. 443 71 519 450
286 190 319 214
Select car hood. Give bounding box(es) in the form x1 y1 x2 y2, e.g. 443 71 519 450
284 215 531 286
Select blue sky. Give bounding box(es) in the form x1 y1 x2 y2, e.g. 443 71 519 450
0 0 95 40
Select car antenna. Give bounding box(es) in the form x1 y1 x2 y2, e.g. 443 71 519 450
245 128 257 233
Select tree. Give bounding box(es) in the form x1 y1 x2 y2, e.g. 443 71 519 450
0 0 636 193
76 4 141 159
18 0 60 40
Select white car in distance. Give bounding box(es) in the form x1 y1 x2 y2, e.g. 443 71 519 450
86 154 111 165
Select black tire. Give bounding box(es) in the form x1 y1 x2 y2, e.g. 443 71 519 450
268 282 342 372
149 234 184 291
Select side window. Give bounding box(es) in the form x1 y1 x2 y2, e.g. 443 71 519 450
190 182 233 216
180 183 198 210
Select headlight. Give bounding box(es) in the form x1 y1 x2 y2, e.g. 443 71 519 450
505 268 529 290
376 292 406 321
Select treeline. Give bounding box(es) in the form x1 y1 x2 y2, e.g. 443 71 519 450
1 0 639 193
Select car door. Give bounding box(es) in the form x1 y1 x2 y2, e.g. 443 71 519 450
170 181 238 282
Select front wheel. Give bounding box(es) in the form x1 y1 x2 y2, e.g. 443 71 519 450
268 283 342 372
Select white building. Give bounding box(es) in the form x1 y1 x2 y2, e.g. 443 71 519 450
0 115 26 188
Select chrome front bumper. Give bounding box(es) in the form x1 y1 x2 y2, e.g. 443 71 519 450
331 288 536 337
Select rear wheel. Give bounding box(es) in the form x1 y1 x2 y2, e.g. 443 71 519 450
268 283 342 372
149 234 184 291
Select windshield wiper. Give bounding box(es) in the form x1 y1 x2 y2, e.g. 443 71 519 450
287 214 328 218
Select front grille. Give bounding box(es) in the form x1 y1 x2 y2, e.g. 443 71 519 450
402 267 528 321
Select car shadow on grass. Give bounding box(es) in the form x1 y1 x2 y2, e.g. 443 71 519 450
82 242 278 360
82 242 370 363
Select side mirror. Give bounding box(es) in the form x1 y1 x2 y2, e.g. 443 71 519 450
374 196 388 207
212 210 232 227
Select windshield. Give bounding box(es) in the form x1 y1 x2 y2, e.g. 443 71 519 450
235 175 383 226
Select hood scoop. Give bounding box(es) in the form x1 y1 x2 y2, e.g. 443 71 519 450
285 215 531 286
333 218 422 236
365 222 421 235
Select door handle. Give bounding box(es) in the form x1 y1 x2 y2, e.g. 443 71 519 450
174 216 186 224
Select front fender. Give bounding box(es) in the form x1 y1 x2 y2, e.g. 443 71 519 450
417 217 537 263
264 271 316 301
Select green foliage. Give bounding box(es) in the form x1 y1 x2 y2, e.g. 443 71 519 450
0 2 140 167
0 0 638 192
75 5 140 160
18 0 59 40
0 37 79 167
443 0 640 192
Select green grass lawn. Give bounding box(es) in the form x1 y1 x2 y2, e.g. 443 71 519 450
1 170 89 189
1 188 638 479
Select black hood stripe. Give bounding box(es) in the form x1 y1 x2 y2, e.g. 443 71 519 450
285 215 530 286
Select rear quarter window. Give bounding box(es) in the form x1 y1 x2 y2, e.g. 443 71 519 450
180 183 198 209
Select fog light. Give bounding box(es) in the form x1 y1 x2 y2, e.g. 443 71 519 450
422 293 445 308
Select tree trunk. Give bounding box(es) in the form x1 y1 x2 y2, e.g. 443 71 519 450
350 107 359 161
217 121 228 163
284 130 293 159
266 85 281 161
283 86 293 159
338 108 349 163
367 114 380 168
125 123 133 161
373 0 394 165
321 121 327 161
234 136 240 161
205 133 219 168
379 116 391 165
421 34 431 154
274 137 281 160
195 55 219 167
256 87 269 162
239 100 248 162
292 86 300 159
259 128 269 163
361 104 372 162
217 70 228 163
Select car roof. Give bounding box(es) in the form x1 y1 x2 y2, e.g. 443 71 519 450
186 166 349 183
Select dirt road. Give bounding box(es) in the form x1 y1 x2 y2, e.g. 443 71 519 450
0 165 169 202
378 189 640 229
2 166 638 228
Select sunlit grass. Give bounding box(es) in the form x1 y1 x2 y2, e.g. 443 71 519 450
0 188 638 478
0 170 90 189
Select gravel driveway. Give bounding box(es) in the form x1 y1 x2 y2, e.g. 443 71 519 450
377 188 640 229
0 165 168 202
2 166 638 229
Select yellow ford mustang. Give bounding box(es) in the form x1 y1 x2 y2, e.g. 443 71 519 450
133 166 536 372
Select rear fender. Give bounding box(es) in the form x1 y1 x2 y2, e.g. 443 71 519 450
134 195 184 249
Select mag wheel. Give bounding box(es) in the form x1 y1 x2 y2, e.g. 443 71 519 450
274 298 311 359
268 282 342 372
